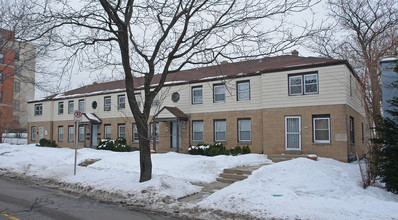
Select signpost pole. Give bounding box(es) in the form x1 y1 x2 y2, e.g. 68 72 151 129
73 110 82 175
74 121 78 175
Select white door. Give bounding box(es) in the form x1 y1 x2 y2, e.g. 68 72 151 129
91 125 98 147
285 116 301 150
38 126 44 141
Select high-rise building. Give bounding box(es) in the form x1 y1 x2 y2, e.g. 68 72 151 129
0 28 35 134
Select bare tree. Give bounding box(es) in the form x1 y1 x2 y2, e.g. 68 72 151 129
309 0 398 186
29 0 319 182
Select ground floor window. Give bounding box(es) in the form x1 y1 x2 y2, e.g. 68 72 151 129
192 121 204 141
104 124 111 139
238 119 251 142
118 124 126 138
58 126 63 141
31 126 36 141
68 125 74 142
132 124 139 142
313 115 330 143
78 125 85 142
350 116 355 143
214 120 226 142
150 122 159 142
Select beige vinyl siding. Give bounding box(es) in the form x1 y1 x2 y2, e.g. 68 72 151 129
28 101 54 122
261 65 347 109
345 68 366 117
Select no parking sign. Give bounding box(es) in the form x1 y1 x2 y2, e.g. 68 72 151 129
74 110 82 122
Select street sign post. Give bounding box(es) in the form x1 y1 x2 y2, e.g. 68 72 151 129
73 110 82 175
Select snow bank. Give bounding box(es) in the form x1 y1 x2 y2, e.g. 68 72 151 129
198 158 398 220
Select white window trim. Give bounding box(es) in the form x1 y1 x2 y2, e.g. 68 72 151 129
313 117 330 143
132 124 139 142
58 126 64 141
104 125 111 139
304 73 318 94
118 95 125 110
192 86 203 104
68 101 74 114
104 97 111 111
68 126 74 142
118 124 126 138
238 119 251 142
214 120 226 142
192 121 204 141
237 81 250 101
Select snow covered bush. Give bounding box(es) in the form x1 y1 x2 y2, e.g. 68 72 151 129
188 143 251 156
37 138 58 148
97 137 131 152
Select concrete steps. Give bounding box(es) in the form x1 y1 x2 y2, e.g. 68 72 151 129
179 163 270 203
267 154 308 163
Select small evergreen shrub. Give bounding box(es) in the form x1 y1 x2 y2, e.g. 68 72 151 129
230 146 242 156
37 138 58 148
188 144 209 155
242 145 251 154
97 137 131 152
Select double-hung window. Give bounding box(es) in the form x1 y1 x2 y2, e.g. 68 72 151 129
289 72 318 95
237 81 250 101
192 121 204 141
313 115 330 143
104 124 111 139
118 95 125 110
68 125 74 142
58 102 64 115
192 86 203 104
78 126 85 142
150 122 159 142
214 120 226 142
132 124 139 142
31 126 36 141
238 119 251 142
34 104 43 116
13 100 20 110
213 84 225 103
58 126 64 141
78 99 85 112
118 124 126 138
14 82 20 93
135 94 142 108
68 101 74 114
104 96 111 111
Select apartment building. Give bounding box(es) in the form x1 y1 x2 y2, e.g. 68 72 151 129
0 29 36 133
27 55 367 162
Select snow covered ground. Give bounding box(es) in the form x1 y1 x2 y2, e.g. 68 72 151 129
1 143 397 219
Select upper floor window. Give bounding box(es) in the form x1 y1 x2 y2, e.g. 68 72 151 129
237 81 250 101
192 121 204 141
34 104 42 116
15 65 21 76
104 124 111 139
118 124 126 138
135 93 142 108
118 95 125 110
213 84 225 103
14 82 20 93
238 119 251 142
289 72 318 96
104 96 111 111
0 73 3 84
313 115 330 143
151 94 160 108
78 99 85 112
13 100 20 110
0 53 4 64
58 102 64 115
68 100 74 114
214 119 226 142
192 86 203 104
14 48 19 61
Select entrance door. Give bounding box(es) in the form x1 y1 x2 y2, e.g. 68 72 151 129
38 126 44 141
91 125 98 147
171 121 181 150
285 116 301 150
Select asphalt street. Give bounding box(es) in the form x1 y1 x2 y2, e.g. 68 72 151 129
0 177 184 220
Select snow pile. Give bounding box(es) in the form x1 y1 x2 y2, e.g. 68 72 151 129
198 158 398 220
1 143 397 219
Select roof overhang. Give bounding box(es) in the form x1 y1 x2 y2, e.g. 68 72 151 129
153 106 188 121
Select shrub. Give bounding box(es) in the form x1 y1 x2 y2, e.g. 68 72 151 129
188 144 209 155
230 146 242 156
97 137 131 152
242 145 251 154
38 138 58 148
